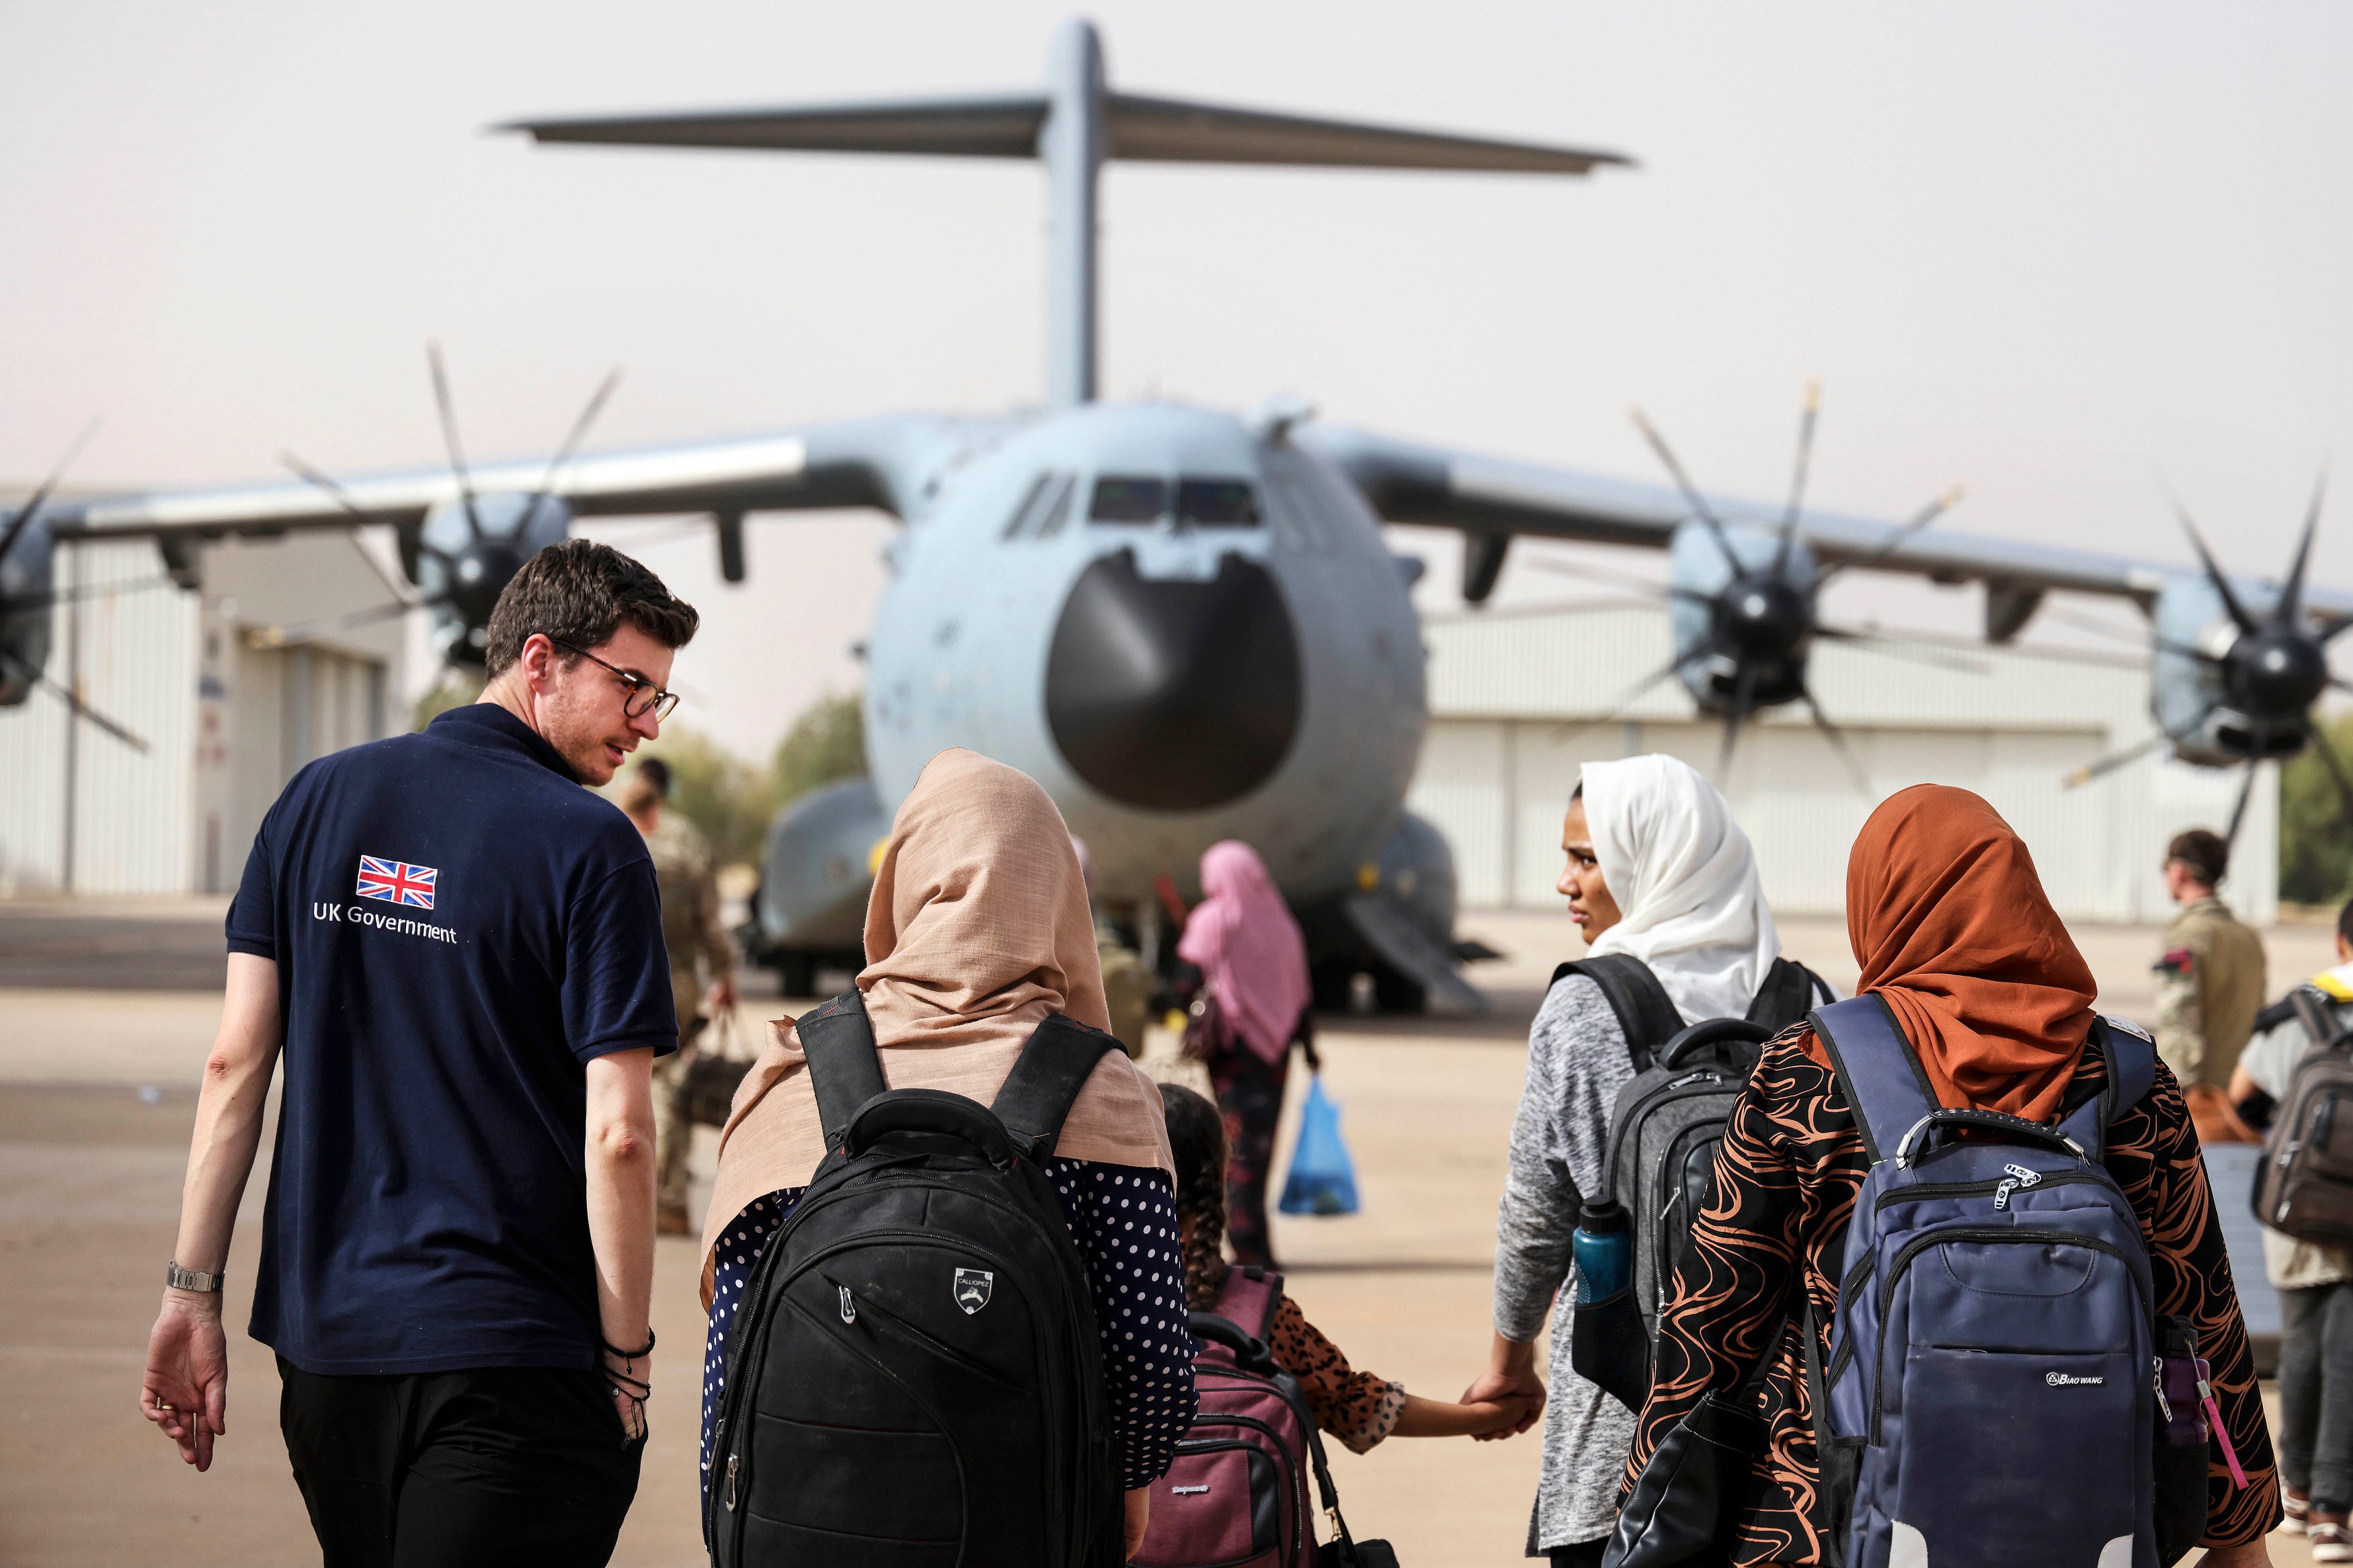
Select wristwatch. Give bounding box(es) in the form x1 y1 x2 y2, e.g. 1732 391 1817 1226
165 1262 225 1293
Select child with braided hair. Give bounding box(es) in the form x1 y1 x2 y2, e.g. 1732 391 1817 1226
1162 1083 1534 1451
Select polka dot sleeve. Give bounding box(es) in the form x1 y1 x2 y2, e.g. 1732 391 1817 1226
699 1157 1199 1530
1049 1159 1201 1489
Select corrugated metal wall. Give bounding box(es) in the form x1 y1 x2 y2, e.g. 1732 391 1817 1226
1409 604 2279 923
0 540 198 895
0 532 405 898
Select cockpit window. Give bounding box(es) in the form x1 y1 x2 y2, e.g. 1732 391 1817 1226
1086 475 1265 528
1089 477 1166 523
1003 472 1076 540
1178 479 1261 528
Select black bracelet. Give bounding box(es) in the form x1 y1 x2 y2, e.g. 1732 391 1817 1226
600 1327 656 1360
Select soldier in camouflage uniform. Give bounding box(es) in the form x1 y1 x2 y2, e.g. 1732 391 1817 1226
621 759 738 1235
2155 827 2266 1144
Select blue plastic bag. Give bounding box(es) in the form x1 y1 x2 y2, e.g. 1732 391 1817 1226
1278 1076 1361 1216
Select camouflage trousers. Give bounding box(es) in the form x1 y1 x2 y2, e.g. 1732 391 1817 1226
651 1041 696 1219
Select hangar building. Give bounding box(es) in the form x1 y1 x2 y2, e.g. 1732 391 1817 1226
0 534 406 897
1406 602 2278 925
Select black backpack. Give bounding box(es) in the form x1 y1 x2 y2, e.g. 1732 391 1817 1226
707 991 1128 1568
1553 952 1829 1412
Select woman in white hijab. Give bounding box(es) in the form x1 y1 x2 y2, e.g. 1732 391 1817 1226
1464 754 1832 1566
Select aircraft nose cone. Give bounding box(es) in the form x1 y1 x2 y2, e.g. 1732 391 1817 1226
1046 548 1302 811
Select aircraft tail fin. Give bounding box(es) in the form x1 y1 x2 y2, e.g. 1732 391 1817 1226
505 91 1627 174
504 19 1629 407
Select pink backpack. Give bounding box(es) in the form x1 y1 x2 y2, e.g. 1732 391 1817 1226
1131 1267 1397 1568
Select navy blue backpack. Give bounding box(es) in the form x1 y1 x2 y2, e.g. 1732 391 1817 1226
1806 995 2177 1568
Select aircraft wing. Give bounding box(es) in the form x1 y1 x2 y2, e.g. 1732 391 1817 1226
41 413 955 542
1299 423 2353 628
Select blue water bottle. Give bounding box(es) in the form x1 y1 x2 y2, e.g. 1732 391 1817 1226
1572 1198 1632 1303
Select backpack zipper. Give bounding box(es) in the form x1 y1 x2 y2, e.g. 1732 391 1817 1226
1871 1167 2114 1215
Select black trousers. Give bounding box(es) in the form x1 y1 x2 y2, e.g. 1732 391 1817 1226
278 1357 645 1568
2280 1280 2353 1512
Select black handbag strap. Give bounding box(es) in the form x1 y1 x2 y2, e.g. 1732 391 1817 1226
797 991 889 1153
990 1014 1119 1163
1553 954 1685 1073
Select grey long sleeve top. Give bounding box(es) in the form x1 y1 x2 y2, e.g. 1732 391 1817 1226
1494 973 1642 1553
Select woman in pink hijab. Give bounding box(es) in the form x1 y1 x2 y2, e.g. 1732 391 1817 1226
1176 840 1315 1267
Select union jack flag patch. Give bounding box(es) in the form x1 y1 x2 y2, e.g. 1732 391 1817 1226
356 856 438 909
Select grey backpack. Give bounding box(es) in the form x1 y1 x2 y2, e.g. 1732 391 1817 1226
2251 985 2353 1243
1554 953 1831 1412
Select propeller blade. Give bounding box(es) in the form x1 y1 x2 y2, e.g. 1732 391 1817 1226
1552 636 1720 744
2321 613 2353 646
1518 555 1713 605
1773 377 1821 577
2278 470 2329 630
2 573 178 614
519 366 625 533
2308 725 2353 829
1814 624 1992 675
1629 407 1743 578
1817 484 1965 585
278 450 436 544
2039 607 2227 667
0 649 149 752
427 341 484 540
2062 731 2172 788
247 594 440 649
1800 686 1872 795
2227 755 2260 847
1718 661 1762 780
2163 484 2259 635
0 415 104 574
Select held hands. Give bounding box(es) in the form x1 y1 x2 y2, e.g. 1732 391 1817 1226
142 1290 230 1471
1461 1330 1548 1442
1459 1365 1548 1441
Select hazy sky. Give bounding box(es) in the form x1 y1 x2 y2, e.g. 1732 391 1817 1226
5 2 2350 759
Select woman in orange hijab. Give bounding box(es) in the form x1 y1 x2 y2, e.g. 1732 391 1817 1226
1622 785 2278 1566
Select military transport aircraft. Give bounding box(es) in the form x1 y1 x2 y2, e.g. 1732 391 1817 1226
4 19 2348 1010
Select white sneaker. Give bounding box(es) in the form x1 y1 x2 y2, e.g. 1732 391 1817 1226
2286 1487 2312 1536
2311 1518 2351 1562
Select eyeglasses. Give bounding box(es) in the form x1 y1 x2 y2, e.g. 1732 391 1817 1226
549 638 680 723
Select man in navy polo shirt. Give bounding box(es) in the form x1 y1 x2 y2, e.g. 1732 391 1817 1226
141 539 699 1567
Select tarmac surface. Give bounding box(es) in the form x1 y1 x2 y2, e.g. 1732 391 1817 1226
1 902 2329 1565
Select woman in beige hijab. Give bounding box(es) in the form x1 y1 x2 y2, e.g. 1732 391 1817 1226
694 749 1192 1555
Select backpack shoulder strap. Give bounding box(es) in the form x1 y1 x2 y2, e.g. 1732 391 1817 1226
990 1014 1121 1163
1553 954 1684 1073
1745 958 1820 1032
2069 1014 2157 1158
1808 994 1941 1165
796 990 889 1155
1213 1264 1284 1342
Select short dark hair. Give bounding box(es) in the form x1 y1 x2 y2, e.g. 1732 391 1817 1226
2167 828 2229 889
634 756 674 798
2336 897 2353 950
483 538 699 677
